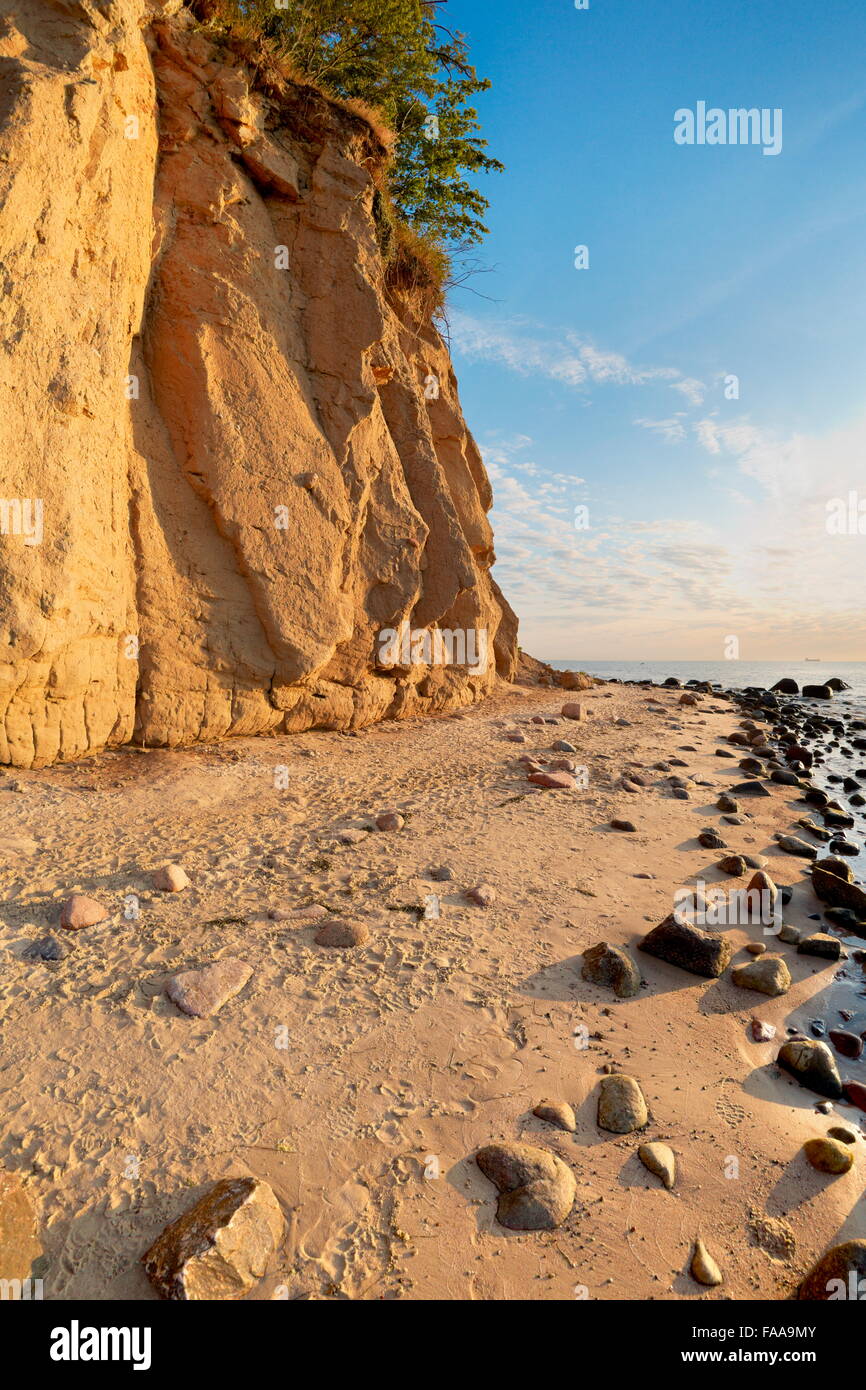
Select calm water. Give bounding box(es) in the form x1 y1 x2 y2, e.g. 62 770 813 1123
550 659 866 710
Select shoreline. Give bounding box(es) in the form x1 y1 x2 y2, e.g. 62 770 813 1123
1 678 864 1299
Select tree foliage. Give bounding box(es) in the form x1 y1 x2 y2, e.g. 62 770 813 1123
222 0 502 247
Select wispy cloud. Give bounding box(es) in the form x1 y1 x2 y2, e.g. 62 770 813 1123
450 312 686 393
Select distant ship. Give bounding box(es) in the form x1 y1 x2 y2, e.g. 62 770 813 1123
804 658 821 662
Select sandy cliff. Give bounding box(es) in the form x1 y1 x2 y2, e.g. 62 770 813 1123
0 0 518 766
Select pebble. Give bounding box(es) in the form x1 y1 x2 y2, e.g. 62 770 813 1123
60 894 110 931
691 1238 723 1287
751 1018 776 1042
465 884 496 907
152 864 190 892
315 919 370 948
799 1240 866 1299
610 819 636 833
375 811 405 831
166 958 253 1017
532 1099 576 1133
803 1137 854 1174
637 1141 676 1190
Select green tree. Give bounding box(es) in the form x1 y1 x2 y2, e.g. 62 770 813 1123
220 0 502 247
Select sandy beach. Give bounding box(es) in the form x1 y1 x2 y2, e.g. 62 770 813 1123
2 677 863 1300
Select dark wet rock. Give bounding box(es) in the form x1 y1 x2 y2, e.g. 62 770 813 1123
803 685 834 700
771 769 802 787
843 1081 866 1111
827 1029 863 1060
774 834 818 860
777 1039 843 1099
772 678 799 694
823 906 866 937
581 941 642 998
610 819 636 833
23 933 69 962
798 933 842 960
476 1142 575 1230
730 780 771 797
639 915 734 978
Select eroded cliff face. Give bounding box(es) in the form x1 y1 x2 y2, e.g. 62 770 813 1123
0 0 518 766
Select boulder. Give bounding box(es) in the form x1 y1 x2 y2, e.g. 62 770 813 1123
731 955 790 997
639 915 734 978
597 1075 648 1133
143 1178 284 1300
799 1240 866 1299
777 1039 843 1099
476 1143 575 1230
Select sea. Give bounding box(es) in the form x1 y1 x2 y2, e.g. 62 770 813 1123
551 659 866 1088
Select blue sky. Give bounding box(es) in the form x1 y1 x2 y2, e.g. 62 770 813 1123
442 0 866 660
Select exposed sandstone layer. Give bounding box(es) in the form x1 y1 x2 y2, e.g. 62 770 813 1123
0 0 518 766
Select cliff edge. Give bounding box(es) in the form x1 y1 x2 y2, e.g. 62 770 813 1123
0 0 519 766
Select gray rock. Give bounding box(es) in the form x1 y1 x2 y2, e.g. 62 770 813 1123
639 915 734 978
